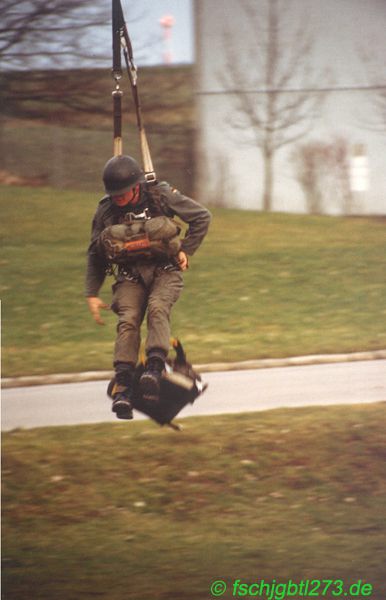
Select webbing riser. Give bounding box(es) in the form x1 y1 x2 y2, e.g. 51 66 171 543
111 0 155 175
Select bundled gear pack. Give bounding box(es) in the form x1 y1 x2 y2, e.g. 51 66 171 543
99 214 181 263
107 339 208 430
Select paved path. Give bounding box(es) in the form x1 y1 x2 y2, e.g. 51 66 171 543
2 360 385 431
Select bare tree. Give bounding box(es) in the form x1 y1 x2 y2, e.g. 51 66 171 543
0 0 109 120
0 0 112 71
0 1 154 119
293 137 353 215
221 0 324 211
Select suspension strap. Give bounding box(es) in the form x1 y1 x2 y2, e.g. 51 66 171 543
112 0 123 157
111 0 156 182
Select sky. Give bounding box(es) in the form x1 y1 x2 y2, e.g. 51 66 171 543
0 0 194 71
100 0 194 66
3 0 385 72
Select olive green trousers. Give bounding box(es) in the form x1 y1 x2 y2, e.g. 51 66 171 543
111 264 183 365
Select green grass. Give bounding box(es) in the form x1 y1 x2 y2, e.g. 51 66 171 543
2 404 386 600
1 185 386 376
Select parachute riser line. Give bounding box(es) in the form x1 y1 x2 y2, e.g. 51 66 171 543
111 0 156 180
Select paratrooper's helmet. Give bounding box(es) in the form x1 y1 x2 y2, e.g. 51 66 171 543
102 155 144 195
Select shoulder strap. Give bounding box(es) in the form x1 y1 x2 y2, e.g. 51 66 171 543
144 183 175 218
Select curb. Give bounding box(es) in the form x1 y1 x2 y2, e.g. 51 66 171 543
2 349 386 389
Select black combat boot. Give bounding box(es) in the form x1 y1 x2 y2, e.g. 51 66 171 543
112 362 134 420
139 355 165 402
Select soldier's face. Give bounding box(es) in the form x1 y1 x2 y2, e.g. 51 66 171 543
112 184 140 207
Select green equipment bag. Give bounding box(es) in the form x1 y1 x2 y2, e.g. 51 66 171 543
99 216 181 263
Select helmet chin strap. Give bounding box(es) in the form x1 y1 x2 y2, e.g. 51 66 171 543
127 185 140 204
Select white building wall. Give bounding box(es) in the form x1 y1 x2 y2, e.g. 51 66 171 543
194 0 386 214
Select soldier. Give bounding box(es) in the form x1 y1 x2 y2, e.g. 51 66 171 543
85 155 211 420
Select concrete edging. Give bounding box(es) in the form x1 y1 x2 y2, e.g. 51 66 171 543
2 349 386 389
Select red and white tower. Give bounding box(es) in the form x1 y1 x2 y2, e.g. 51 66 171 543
159 15 175 64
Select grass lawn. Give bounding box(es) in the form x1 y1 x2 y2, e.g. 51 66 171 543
1 184 386 376
2 404 386 600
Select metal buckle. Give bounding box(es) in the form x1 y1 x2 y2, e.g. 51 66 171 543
118 266 139 282
124 208 150 222
145 172 157 184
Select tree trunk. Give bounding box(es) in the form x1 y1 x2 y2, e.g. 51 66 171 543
262 150 274 211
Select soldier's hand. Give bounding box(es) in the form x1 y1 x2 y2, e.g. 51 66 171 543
87 296 110 326
177 251 189 271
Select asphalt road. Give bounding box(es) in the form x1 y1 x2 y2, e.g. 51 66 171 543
2 359 385 431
